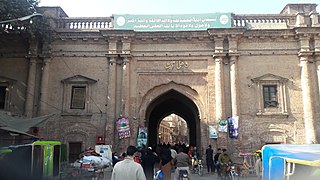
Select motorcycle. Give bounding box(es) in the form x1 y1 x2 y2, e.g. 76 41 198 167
178 169 189 180
224 163 239 180
191 158 203 176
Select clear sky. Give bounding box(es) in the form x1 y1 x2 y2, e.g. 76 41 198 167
39 0 319 17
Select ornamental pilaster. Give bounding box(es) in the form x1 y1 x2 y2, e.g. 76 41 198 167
298 34 311 52
39 58 51 116
229 54 240 117
213 54 226 121
295 12 307 27
309 12 320 27
299 52 317 144
24 57 37 117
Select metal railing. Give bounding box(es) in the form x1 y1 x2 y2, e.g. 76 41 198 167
54 17 113 30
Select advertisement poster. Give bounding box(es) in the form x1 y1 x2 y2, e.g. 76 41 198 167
209 125 218 139
137 127 148 147
116 117 131 139
218 119 228 132
228 116 239 138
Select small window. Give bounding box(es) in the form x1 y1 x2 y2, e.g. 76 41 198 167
70 86 86 109
263 85 278 108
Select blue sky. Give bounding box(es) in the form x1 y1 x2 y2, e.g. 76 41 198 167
39 0 319 17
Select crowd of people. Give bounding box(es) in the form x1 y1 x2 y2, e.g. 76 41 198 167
110 143 237 180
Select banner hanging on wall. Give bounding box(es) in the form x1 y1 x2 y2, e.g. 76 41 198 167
218 119 228 132
137 127 148 147
209 125 218 139
228 116 239 138
116 117 131 139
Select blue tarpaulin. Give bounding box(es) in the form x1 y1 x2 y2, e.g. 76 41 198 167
262 144 320 180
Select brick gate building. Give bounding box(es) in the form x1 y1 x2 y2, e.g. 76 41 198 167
0 3 319 161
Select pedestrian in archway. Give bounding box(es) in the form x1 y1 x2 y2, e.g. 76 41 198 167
141 148 159 180
159 147 173 180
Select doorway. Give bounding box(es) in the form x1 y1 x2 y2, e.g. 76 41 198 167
68 142 82 163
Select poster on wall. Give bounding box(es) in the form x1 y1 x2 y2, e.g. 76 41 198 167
137 127 148 147
116 117 131 139
218 119 228 132
209 125 218 139
228 116 239 138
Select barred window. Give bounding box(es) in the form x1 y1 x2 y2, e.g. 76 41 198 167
252 74 289 116
71 86 86 109
263 85 278 108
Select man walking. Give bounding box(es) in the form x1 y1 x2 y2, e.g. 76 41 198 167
205 145 214 173
111 145 146 180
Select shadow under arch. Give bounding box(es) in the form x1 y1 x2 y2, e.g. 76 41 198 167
145 89 201 148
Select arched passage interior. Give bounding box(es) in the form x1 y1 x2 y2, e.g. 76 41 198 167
146 89 200 147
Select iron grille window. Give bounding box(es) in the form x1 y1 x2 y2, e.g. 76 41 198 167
263 85 278 108
70 86 86 109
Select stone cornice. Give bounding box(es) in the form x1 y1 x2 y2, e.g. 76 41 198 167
294 27 320 34
105 53 132 59
243 29 295 39
213 53 227 58
207 28 246 37
298 51 313 57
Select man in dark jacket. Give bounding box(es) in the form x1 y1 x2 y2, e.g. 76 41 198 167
205 145 214 173
141 148 159 180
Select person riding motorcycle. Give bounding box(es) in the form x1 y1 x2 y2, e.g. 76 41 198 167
218 149 232 178
174 147 191 180
191 146 200 172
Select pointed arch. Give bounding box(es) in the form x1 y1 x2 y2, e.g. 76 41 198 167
138 81 205 147
138 81 205 121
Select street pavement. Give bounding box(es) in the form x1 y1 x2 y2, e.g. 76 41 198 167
103 166 259 180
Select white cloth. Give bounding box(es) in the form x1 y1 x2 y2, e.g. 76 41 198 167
82 155 111 168
170 149 177 159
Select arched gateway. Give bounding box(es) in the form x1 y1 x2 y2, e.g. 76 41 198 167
140 82 205 147
139 82 205 148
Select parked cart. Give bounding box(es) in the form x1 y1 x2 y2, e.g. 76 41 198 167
237 152 257 178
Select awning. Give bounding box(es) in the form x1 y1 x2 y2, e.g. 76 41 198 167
0 111 54 132
0 126 39 138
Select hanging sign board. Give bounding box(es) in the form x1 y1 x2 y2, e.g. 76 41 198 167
137 127 148 147
116 117 131 139
209 125 218 139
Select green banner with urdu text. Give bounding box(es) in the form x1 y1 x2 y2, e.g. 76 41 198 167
114 13 232 31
